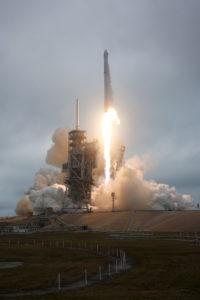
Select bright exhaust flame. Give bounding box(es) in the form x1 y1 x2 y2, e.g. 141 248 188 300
104 108 120 183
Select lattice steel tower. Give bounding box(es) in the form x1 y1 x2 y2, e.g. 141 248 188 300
64 99 98 209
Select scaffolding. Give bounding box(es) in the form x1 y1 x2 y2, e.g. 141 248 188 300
63 100 98 209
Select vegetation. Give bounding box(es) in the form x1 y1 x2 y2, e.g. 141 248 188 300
0 232 200 299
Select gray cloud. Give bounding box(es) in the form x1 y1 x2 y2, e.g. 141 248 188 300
0 0 200 215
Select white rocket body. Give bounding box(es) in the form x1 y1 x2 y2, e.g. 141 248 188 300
104 50 113 112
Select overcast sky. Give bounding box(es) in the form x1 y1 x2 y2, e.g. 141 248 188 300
0 0 200 216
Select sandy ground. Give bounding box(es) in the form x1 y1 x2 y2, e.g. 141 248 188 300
60 210 200 232
3 210 200 232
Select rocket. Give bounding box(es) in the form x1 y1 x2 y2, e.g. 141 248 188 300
104 50 113 112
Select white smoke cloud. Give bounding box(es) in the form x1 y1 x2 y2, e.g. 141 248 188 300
33 168 59 190
16 127 69 216
16 168 62 216
92 156 196 211
148 182 194 210
29 184 66 214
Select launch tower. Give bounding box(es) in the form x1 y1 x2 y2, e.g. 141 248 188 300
63 100 98 209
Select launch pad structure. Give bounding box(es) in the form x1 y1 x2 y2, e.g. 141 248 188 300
62 99 98 210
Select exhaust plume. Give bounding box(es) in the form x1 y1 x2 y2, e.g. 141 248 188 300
104 108 120 183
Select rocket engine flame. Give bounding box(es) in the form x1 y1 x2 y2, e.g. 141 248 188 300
104 108 120 183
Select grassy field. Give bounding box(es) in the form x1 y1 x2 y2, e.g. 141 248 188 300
0 232 200 299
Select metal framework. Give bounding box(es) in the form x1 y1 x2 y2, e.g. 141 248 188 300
65 129 98 208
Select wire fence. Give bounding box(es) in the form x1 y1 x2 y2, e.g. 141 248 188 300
0 232 198 296
0 238 130 296
109 231 200 244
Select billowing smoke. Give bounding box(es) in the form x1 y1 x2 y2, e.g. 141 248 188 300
16 127 69 216
46 126 69 167
149 182 194 210
16 167 63 215
15 195 33 216
31 168 59 191
29 184 66 214
92 156 195 211
16 126 195 216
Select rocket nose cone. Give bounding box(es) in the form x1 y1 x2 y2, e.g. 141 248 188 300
104 49 108 57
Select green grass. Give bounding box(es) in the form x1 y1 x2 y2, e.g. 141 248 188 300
0 232 200 299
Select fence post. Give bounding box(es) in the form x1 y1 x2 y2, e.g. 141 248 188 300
108 263 111 276
124 252 126 269
99 266 101 280
58 272 61 290
84 269 87 285
115 260 118 273
123 251 125 268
